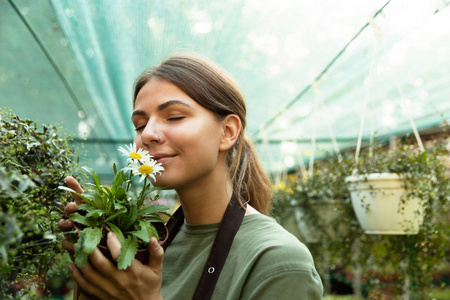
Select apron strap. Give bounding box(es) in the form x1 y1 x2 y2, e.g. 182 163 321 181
163 193 246 300
162 205 184 251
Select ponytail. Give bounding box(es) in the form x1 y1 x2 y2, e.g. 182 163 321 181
230 136 272 215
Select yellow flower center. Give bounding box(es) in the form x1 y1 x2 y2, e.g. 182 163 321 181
130 152 142 159
138 165 153 174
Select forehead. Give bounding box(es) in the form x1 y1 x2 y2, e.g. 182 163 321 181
134 78 193 107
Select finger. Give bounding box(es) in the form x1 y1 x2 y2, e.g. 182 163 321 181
88 247 119 281
65 176 84 205
106 232 122 261
147 237 164 274
68 264 109 300
80 261 116 296
62 239 76 253
64 202 78 215
58 218 74 232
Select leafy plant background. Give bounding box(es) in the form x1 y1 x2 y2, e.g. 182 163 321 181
0 108 86 299
271 134 450 298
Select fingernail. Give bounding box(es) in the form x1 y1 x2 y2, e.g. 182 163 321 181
152 238 160 250
107 232 113 238
68 264 74 272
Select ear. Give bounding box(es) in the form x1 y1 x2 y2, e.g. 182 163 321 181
219 114 241 152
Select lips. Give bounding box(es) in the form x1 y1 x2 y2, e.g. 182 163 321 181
152 154 176 165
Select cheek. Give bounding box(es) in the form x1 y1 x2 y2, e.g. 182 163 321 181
184 133 223 169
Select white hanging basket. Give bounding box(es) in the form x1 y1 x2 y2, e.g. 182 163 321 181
345 173 425 235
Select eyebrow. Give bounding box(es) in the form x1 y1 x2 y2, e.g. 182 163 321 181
131 100 194 119
158 100 194 111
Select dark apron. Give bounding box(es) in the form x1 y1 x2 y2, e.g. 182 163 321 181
163 193 246 300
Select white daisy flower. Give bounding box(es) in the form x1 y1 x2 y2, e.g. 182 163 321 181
118 143 150 162
127 159 164 182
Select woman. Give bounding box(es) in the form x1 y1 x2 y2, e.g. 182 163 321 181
60 54 323 299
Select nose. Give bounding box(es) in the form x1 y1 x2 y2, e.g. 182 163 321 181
140 120 163 145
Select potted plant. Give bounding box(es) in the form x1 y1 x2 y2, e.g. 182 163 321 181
273 135 450 297
271 159 360 295
345 141 439 235
59 143 171 270
272 162 351 244
0 108 85 299
344 136 450 297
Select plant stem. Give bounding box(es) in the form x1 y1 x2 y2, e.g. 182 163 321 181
138 177 148 208
126 170 133 192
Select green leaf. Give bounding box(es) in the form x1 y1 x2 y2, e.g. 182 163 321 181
57 185 77 194
104 207 127 223
137 205 170 218
114 202 126 210
59 186 95 206
83 167 103 194
73 227 102 268
142 215 165 223
104 186 113 199
70 213 99 227
121 205 138 231
77 203 94 212
115 186 126 200
142 220 159 239
113 170 126 188
83 166 100 187
74 247 88 268
86 209 106 219
0 245 8 265
80 227 102 254
129 220 158 243
113 163 118 176
117 235 138 270
105 222 125 245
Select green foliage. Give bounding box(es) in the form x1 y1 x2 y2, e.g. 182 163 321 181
272 135 450 297
118 236 139 270
60 163 170 270
0 108 85 298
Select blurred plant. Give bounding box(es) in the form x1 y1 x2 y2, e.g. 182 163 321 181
271 134 450 298
60 143 170 270
0 108 85 299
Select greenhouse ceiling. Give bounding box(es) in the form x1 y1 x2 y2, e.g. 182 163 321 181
1 0 450 180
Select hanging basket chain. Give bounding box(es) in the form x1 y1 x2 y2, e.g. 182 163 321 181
392 72 425 153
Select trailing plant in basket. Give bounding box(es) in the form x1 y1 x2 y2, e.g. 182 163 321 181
351 142 438 201
349 137 450 297
272 135 450 297
271 159 362 294
60 143 171 270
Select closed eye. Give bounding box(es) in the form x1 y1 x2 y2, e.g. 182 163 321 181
168 116 185 121
135 125 146 132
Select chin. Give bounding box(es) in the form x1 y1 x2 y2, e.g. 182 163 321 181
152 177 170 189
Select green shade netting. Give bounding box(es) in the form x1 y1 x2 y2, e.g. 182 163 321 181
1 0 450 180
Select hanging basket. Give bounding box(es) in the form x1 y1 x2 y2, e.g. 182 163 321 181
345 173 424 235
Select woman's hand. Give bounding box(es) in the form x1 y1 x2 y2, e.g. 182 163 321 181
68 233 164 300
58 176 84 255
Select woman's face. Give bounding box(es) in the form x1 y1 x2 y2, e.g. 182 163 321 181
132 78 226 190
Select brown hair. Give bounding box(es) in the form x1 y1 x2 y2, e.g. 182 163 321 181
133 54 272 214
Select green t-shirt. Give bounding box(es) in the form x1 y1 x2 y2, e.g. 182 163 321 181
161 214 323 299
